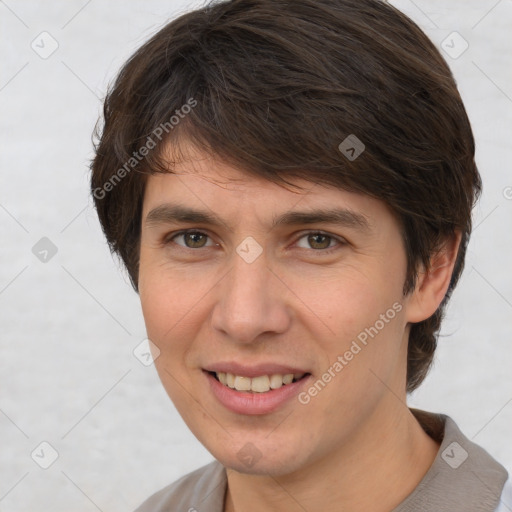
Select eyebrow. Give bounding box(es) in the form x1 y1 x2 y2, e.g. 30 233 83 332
145 203 371 232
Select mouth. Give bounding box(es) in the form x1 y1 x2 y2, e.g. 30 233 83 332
207 370 310 393
202 361 313 414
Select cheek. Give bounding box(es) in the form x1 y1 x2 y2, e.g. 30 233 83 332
139 249 186 324
139 273 169 340
138 260 186 349
294 265 406 384
291 265 387 339
138 270 198 404
138 259 214 361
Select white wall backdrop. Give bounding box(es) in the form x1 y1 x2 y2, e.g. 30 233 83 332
1 1 511 510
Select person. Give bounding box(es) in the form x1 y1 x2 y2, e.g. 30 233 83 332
90 0 511 510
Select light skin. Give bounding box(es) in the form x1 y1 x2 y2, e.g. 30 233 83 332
138 142 461 512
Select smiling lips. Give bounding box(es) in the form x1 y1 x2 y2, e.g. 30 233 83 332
203 362 310 394
204 367 312 415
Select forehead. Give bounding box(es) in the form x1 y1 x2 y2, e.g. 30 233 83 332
146 142 309 197
141 142 393 232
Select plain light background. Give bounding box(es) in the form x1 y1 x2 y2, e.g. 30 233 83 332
1 1 511 510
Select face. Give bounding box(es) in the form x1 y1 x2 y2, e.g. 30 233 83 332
138 144 415 476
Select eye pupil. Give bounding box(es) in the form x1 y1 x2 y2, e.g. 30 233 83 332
185 232 207 248
309 234 330 249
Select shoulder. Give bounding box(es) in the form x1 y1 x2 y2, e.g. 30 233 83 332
494 475 512 512
133 459 227 512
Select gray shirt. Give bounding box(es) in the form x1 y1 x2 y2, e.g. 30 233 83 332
134 408 509 512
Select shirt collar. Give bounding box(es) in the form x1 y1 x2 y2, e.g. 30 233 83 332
392 408 508 511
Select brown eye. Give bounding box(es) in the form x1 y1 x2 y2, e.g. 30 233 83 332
295 232 345 253
307 234 332 250
169 231 212 249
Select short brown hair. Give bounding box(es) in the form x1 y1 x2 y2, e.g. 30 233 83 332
90 0 481 392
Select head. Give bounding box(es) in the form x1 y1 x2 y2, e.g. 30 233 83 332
91 0 481 474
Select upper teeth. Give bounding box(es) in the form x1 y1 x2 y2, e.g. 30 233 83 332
216 372 305 393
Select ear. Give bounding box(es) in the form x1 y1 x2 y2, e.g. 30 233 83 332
405 231 462 324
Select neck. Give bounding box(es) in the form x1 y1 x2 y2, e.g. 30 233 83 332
223 404 440 512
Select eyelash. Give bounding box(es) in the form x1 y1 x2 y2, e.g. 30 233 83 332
163 229 346 255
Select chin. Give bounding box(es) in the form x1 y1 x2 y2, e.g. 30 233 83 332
210 440 309 477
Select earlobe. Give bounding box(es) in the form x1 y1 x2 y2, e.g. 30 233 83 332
405 232 462 324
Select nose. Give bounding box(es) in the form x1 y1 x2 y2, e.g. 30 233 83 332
210 244 291 344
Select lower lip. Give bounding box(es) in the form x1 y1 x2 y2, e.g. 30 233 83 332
204 371 311 415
